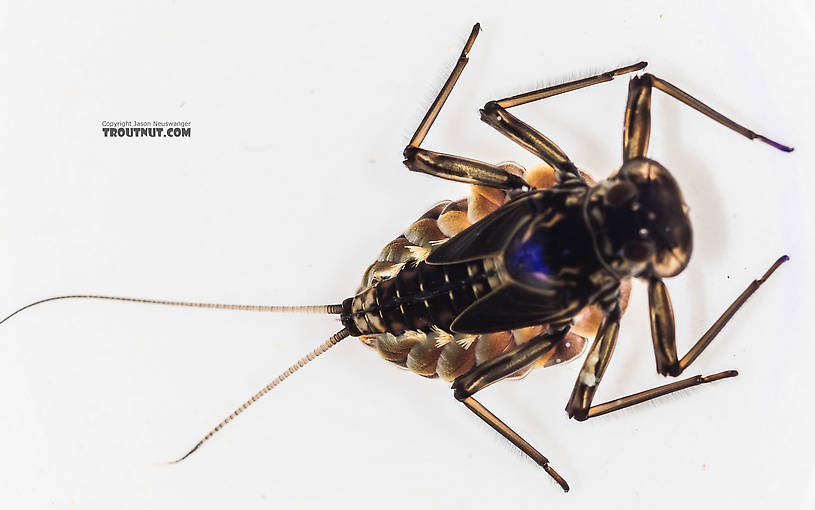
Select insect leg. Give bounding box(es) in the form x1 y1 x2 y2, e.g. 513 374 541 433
580 370 737 420
623 75 652 160
461 396 570 492
451 322 570 400
649 255 789 377
564 305 621 421
452 323 571 491
403 24 527 190
403 148 527 190
480 62 647 182
494 62 648 109
641 73 793 152
407 23 480 149
566 257 788 421
564 302 735 421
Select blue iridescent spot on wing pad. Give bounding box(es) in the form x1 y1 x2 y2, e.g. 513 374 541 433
506 232 551 281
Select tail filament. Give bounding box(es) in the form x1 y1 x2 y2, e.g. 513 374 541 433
0 295 342 326
169 328 351 463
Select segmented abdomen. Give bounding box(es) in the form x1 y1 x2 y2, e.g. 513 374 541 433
343 260 500 335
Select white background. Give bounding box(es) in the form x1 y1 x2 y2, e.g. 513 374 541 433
1 1 813 508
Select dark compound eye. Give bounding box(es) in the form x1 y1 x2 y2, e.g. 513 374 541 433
604 180 638 207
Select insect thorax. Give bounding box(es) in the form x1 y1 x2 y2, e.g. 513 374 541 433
339 179 630 382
